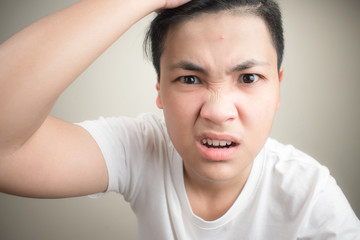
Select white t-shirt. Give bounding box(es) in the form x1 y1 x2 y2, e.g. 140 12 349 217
78 113 360 239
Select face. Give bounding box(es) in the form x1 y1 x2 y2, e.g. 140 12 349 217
156 12 283 185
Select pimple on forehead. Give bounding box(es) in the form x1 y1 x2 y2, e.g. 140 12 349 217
220 35 225 40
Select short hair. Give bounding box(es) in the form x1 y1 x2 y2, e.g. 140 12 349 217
144 0 284 78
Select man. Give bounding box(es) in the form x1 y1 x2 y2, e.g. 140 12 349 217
0 0 359 239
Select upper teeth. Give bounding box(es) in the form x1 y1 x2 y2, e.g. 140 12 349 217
202 139 233 146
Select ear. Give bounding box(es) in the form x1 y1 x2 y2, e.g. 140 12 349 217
276 67 284 110
156 81 163 109
279 67 284 83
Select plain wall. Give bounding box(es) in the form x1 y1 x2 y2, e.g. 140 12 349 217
0 0 359 239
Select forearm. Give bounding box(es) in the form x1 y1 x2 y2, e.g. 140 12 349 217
0 0 161 156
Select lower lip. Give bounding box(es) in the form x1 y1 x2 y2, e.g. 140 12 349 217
196 141 238 161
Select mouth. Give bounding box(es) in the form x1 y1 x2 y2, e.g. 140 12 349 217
201 139 237 149
196 133 240 161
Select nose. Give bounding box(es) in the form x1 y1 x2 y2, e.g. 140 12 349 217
200 87 238 125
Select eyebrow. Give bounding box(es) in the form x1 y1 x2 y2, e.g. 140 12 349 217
169 59 269 75
228 60 269 74
169 61 207 74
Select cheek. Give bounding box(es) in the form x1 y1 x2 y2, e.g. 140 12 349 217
239 90 279 132
238 93 279 161
161 91 199 142
162 90 203 124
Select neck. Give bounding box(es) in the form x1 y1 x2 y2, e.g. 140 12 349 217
183 162 252 221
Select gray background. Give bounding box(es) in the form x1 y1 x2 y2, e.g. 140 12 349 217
0 0 359 239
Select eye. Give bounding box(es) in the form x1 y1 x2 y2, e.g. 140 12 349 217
239 74 260 84
178 75 201 84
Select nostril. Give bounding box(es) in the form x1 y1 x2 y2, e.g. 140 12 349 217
200 104 237 124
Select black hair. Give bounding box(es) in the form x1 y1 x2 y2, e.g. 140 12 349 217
144 0 284 78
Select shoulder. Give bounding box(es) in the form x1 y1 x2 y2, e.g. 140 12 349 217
258 139 360 238
77 113 173 198
77 113 169 144
258 138 331 213
263 138 329 181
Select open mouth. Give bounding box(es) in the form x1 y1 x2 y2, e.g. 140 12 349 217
197 135 239 160
201 139 237 149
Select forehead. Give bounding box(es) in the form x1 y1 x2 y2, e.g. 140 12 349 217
161 12 277 72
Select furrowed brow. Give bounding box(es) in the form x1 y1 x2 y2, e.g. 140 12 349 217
229 60 269 74
169 61 207 74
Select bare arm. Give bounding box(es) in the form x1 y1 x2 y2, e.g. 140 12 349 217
0 0 190 198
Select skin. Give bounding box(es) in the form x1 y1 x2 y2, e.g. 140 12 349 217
156 12 283 220
0 0 281 223
0 0 191 198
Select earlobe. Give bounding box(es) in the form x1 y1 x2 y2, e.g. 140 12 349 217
276 67 284 110
279 67 284 83
156 82 163 109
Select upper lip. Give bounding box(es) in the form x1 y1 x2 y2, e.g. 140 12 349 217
196 131 240 144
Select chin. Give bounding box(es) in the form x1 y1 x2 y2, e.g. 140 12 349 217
197 166 243 183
